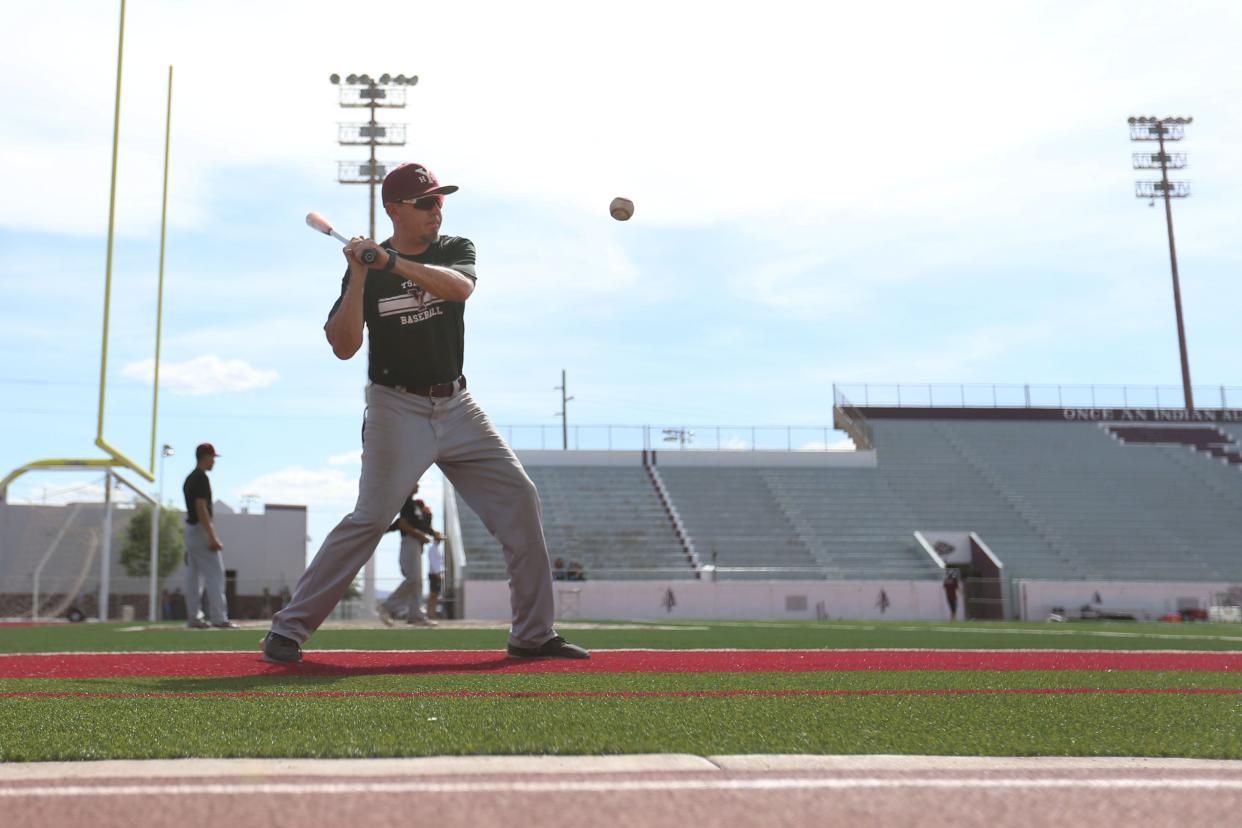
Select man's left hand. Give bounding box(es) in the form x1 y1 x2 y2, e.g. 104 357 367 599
347 238 385 267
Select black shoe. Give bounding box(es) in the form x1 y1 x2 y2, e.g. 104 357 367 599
261 631 303 663
507 635 590 659
211 621 239 629
186 618 210 629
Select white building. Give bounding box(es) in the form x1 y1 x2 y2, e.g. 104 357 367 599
0 499 307 620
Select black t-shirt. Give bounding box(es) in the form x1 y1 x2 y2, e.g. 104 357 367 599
183 468 212 525
326 236 477 388
404 498 432 532
388 498 432 535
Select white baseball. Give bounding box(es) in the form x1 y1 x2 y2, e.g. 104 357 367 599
610 197 634 221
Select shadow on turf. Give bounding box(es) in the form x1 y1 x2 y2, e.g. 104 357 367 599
147 653 530 691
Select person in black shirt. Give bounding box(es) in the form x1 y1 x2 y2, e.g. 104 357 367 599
263 163 587 664
378 486 434 626
944 570 963 620
182 443 237 629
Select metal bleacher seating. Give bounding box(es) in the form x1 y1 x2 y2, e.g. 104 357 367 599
877 418 1242 581
455 415 1242 583
656 467 824 579
456 466 695 580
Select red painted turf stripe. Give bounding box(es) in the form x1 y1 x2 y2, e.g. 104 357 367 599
1 650 1241 679
2 688 1239 700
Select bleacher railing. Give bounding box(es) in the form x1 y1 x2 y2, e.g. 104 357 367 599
460 566 943 580
833 383 1242 410
494 424 846 452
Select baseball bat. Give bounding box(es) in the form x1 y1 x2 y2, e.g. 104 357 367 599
305 212 378 264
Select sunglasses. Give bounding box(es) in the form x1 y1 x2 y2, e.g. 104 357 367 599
399 194 444 210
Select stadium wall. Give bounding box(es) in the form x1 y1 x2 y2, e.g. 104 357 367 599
465 578 1242 622
464 579 945 621
1016 579 1242 621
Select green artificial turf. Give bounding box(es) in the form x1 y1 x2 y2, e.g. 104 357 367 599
1 671 1240 761
3 619 1242 654
2 620 1239 762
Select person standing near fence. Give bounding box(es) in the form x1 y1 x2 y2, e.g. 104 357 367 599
182 443 237 629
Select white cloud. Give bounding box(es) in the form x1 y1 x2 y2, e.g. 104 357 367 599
239 464 445 524
122 355 278 395
327 450 362 466
239 466 359 512
9 478 138 507
10 0 1242 237
798 438 857 452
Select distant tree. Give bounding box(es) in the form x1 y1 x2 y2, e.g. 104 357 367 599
343 578 362 600
120 504 184 579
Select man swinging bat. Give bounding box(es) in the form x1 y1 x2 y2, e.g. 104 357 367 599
262 163 588 663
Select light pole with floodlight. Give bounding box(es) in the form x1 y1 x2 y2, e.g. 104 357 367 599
1129 115 1195 410
329 72 418 240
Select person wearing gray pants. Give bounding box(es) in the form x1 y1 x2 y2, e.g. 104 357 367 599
181 443 237 629
262 162 588 664
379 487 434 626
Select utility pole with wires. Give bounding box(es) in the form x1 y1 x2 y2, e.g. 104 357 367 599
330 73 418 240
1129 115 1195 410
554 369 574 450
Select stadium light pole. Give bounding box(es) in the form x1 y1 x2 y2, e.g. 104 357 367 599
330 72 416 615
330 73 417 240
1130 115 1194 410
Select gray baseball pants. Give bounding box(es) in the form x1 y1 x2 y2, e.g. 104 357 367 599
270 383 556 648
183 523 229 624
381 534 427 621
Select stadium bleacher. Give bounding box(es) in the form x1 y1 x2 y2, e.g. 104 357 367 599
657 467 823 579
1109 424 1242 464
456 465 695 580
866 414 1242 581
454 404 1242 585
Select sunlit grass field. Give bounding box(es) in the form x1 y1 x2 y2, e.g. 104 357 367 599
1 620 1238 761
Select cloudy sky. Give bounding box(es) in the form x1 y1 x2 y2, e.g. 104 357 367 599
3 0 1242 591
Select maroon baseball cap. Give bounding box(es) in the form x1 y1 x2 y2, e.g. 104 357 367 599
381 163 458 203
195 443 220 458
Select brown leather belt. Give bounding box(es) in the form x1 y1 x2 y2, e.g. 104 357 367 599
385 376 466 398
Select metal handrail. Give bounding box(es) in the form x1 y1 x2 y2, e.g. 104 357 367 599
494 424 847 452
833 382 1242 410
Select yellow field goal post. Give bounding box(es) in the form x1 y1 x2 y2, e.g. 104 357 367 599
0 1 174 622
